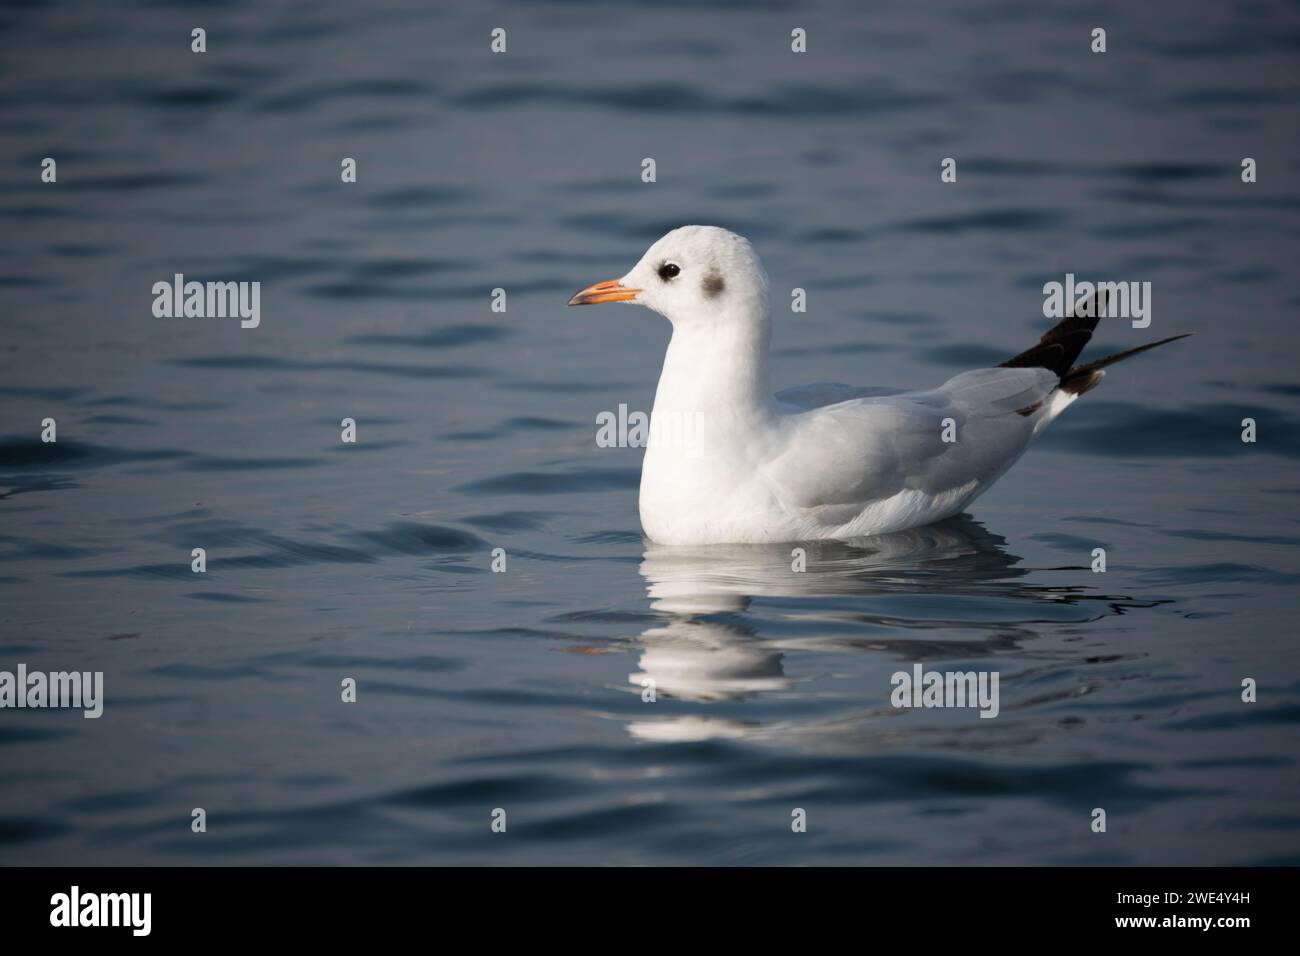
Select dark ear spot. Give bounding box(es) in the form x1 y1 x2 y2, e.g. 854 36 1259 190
702 273 725 298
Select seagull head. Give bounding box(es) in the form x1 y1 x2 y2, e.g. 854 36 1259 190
568 225 769 327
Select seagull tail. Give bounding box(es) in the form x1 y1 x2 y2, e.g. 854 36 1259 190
1001 287 1192 401
1059 333 1193 396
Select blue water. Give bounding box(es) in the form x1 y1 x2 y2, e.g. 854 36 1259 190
2 0 1299 864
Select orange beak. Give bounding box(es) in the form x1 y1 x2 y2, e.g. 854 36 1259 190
567 279 640 306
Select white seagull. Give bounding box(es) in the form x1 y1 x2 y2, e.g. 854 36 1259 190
568 225 1188 546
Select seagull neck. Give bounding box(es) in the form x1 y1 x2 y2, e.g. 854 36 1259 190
653 314 772 422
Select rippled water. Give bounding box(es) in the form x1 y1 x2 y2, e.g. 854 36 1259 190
2 0 1299 864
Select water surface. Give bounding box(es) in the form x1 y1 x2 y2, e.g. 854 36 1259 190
2 0 1299 864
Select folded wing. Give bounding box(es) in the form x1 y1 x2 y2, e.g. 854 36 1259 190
761 367 1058 526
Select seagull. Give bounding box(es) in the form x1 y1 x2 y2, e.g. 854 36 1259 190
568 225 1188 545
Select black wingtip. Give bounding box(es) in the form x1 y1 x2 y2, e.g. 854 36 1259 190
1001 288 1112 374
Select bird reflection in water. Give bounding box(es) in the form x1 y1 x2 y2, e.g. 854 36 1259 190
627 516 1141 744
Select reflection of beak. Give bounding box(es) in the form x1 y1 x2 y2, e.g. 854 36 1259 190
567 279 640 306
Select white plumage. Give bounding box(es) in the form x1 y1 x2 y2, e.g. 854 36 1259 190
568 225 1184 545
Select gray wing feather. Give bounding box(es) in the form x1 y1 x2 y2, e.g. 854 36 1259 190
762 368 1059 522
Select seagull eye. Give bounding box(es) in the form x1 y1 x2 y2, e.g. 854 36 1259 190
657 262 681 281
